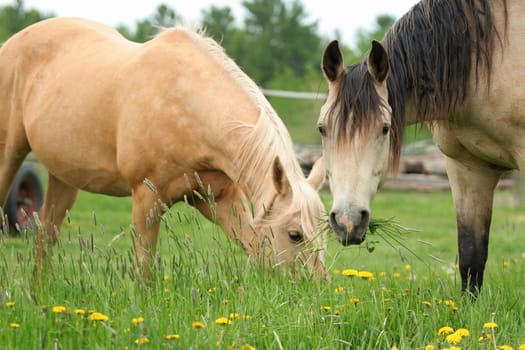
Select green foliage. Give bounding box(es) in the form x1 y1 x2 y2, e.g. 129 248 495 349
341 14 396 64
117 4 179 43
0 0 53 42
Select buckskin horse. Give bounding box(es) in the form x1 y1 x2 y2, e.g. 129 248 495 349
318 0 520 293
0 18 327 278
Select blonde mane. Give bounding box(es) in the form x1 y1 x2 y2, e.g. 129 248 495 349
171 27 324 246
174 27 306 195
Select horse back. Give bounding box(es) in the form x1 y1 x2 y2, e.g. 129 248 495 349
0 18 141 194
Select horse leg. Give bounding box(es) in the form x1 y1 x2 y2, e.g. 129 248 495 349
444 156 502 294
131 183 162 280
36 174 79 259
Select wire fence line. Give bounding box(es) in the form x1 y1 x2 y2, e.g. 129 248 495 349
261 88 327 100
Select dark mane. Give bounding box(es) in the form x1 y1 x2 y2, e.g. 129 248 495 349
329 62 385 137
329 0 507 170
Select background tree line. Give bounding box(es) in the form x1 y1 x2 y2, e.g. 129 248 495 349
0 0 396 144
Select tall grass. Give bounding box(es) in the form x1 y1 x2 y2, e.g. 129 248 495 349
1 189 524 349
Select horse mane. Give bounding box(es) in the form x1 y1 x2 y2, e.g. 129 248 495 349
166 27 319 226
329 0 507 170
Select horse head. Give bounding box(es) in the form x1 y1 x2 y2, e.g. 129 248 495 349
246 156 327 276
318 40 393 246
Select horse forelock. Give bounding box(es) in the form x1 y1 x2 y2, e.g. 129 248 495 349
326 62 401 167
327 63 382 137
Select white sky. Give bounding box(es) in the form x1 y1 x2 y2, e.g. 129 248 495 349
0 0 419 46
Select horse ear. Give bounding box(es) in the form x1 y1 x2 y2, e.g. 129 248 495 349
322 40 345 82
367 40 389 83
307 157 326 191
272 157 291 195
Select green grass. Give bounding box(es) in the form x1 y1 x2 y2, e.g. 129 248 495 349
1 188 524 349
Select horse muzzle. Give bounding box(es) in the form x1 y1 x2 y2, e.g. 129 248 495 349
329 208 370 246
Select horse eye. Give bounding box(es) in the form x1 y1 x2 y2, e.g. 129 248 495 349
382 123 390 136
318 125 327 137
288 231 304 243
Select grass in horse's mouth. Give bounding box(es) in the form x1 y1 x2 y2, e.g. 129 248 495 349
320 215 420 258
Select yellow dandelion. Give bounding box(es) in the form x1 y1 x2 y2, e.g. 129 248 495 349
192 321 205 329
215 317 232 325
164 334 180 340
74 309 86 315
242 344 257 350
334 286 344 293
321 306 331 311
229 313 240 319
335 309 340 315
392 272 401 278
478 333 492 342
455 328 470 337
132 317 145 325
503 261 509 268
518 345 525 350
163 275 169 281
134 337 149 345
342 269 358 277
208 287 216 293
444 299 453 305
446 332 463 345
438 326 454 336
222 299 229 304
90 312 109 321
444 300 459 312
10 322 20 329
422 300 432 307
350 298 360 305
6 301 15 308
52 306 67 314
358 271 374 280
405 264 412 270
425 346 435 350
448 347 462 350
499 346 513 350
483 322 498 329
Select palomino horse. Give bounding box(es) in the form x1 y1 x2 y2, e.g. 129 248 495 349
0 18 327 277
318 0 522 293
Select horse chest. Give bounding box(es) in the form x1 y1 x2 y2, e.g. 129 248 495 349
432 122 518 170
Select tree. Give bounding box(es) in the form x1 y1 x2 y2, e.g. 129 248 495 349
238 0 321 85
117 4 179 43
0 0 53 42
344 14 396 63
200 5 236 43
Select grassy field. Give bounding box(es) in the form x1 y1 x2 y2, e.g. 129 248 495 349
1 186 524 349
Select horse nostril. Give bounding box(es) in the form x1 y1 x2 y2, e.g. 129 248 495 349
329 211 338 227
360 210 370 224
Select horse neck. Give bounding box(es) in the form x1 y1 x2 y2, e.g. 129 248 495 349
220 108 302 219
